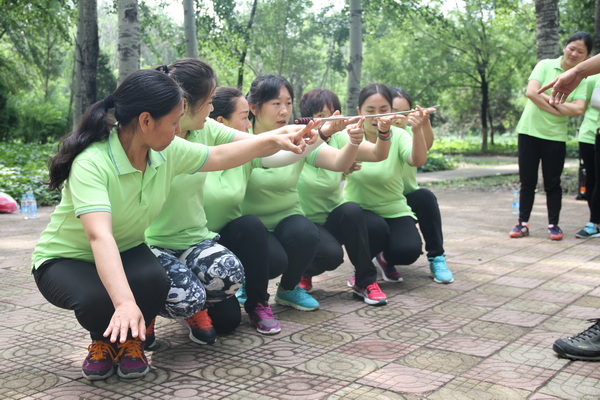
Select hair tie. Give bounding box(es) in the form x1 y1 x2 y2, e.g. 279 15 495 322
159 64 169 74
103 95 115 110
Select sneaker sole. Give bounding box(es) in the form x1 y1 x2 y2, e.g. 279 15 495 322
144 339 158 351
251 322 282 335
352 291 387 306
176 319 217 345
549 235 563 241
509 232 529 238
274 296 319 311
82 367 115 381
432 276 454 284
553 343 600 361
576 232 600 238
117 365 150 379
373 259 403 282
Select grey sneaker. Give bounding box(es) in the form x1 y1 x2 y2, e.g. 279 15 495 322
575 222 600 239
553 318 600 360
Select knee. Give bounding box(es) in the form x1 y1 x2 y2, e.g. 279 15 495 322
208 296 241 334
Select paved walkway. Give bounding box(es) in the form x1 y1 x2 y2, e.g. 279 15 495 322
2 163 599 399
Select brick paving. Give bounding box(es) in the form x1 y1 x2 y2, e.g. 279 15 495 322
2 165 600 399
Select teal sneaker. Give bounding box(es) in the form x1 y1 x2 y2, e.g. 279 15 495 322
576 222 600 239
429 255 454 284
235 283 247 306
275 285 319 311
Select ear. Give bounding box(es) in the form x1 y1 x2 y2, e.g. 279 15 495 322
356 106 360 115
249 102 259 116
216 115 225 124
138 112 152 133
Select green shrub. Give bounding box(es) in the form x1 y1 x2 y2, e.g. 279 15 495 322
0 143 60 206
420 152 458 172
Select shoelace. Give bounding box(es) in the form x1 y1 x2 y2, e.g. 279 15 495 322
254 303 275 319
432 259 449 272
117 339 144 360
88 340 117 362
571 319 600 341
187 310 213 329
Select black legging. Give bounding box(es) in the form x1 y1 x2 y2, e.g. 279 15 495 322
590 133 600 223
579 141 596 216
518 134 566 226
406 188 444 259
304 202 378 289
217 215 286 311
363 211 422 267
33 243 169 341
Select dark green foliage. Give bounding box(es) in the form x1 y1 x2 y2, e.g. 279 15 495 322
0 142 60 206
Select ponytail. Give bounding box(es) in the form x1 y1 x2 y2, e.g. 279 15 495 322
48 69 183 190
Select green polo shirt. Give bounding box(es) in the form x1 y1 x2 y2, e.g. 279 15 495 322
297 132 347 224
204 158 262 233
343 126 415 219
145 118 237 249
400 126 419 195
32 130 209 268
516 57 588 142
579 74 600 145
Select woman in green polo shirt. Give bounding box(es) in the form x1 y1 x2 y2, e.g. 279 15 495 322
510 31 592 241
343 83 429 283
32 69 313 381
575 74 600 238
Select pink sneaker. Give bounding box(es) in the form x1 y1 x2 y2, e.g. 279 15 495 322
299 276 314 293
353 282 388 306
248 303 281 334
347 274 356 287
373 253 403 282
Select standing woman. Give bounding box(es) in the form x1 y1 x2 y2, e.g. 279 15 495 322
343 83 428 282
510 32 591 240
574 74 600 238
296 88 394 305
241 74 365 312
389 87 453 283
32 69 310 381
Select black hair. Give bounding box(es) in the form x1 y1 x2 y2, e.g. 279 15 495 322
210 86 244 120
390 86 413 110
246 74 294 122
160 58 217 112
299 89 342 118
48 69 184 190
357 83 394 110
566 31 593 55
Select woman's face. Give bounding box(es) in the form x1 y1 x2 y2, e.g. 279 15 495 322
180 89 216 134
313 105 334 119
220 96 252 133
562 40 589 70
146 99 184 151
392 96 410 129
357 93 392 135
251 86 293 133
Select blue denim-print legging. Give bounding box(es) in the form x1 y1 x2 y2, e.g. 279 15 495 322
151 237 244 319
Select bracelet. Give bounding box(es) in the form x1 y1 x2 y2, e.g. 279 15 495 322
318 127 331 143
349 141 360 147
377 129 392 141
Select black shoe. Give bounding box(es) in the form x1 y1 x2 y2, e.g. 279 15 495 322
553 318 600 360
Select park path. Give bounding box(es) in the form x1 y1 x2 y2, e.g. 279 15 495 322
1 160 598 399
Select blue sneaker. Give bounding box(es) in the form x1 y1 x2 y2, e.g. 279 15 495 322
275 285 319 311
235 283 247 306
576 222 600 239
429 255 454 284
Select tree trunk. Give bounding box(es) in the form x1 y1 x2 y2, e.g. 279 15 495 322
118 0 140 84
480 67 488 152
278 3 291 75
183 0 198 59
72 0 98 130
237 0 258 89
346 0 362 116
534 0 559 61
594 0 600 55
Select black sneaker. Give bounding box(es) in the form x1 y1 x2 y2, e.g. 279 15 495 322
178 309 217 345
553 318 600 360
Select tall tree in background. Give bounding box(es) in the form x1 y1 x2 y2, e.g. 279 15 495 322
72 0 98 129
183 0 198 58
595 0 600 54
118 0 140 84
535 0 559 60
237 0 258 89
346 0 362 115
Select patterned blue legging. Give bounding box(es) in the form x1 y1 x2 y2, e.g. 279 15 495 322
151 237 244 319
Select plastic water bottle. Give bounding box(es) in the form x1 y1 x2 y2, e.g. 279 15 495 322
27 193 38 219
20 194 29 219
512 190 520 215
